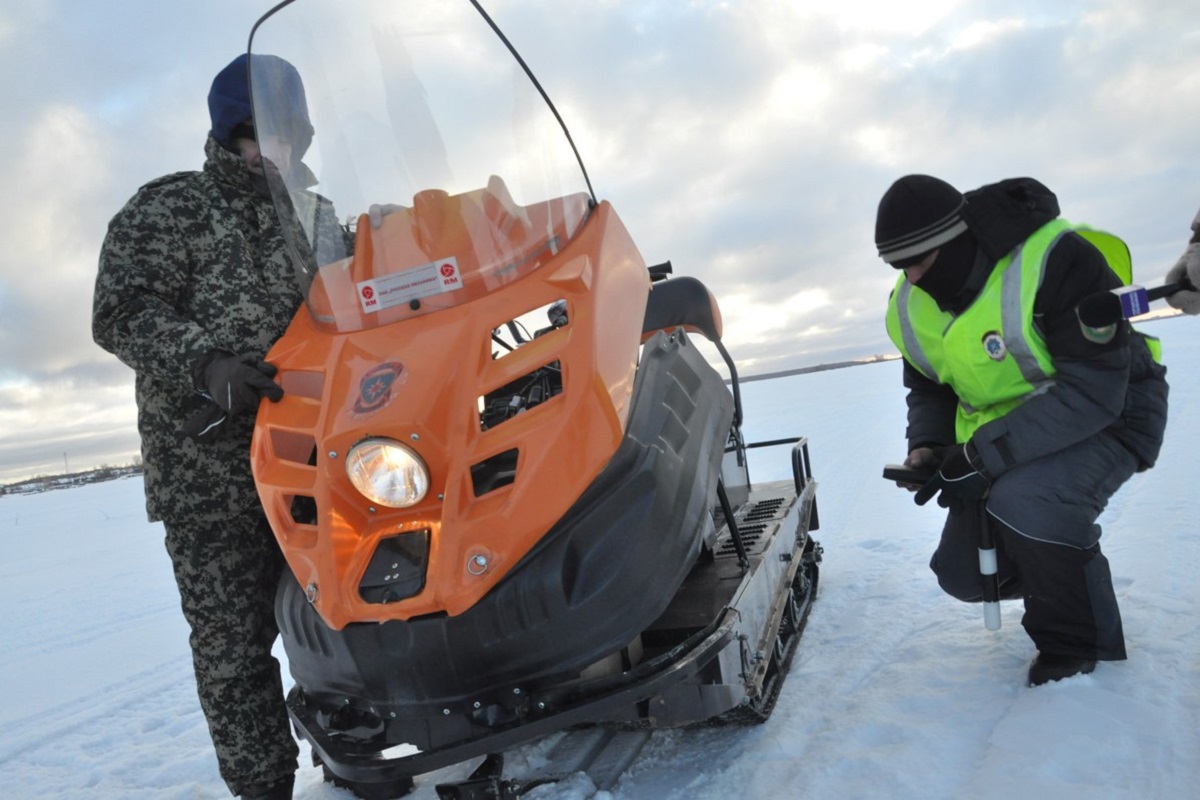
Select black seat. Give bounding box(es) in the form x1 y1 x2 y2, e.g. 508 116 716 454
642 276 722 343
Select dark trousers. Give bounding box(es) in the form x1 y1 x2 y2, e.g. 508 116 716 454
929 432 1136 661
164 511 298 795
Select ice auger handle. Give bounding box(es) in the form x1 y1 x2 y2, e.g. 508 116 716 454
978 500 1001 631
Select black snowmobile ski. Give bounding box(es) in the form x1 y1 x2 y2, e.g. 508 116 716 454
433 729 653 799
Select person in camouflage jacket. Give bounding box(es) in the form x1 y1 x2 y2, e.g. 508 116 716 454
92 54 334 800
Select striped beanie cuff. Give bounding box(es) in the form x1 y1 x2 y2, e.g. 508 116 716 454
875 175 968 266
877 207 967 264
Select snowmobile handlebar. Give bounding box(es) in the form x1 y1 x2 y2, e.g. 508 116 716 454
647 261 673 282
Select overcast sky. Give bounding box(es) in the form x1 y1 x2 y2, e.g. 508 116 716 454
2 0 1198 484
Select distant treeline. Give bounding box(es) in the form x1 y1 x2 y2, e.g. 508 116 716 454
0 464 144 497
736 353 900 384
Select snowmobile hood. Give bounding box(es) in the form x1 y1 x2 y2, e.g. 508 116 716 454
246 0 649 628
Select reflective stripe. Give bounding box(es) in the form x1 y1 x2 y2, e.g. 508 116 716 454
998 240 1051 387
894 282 939 380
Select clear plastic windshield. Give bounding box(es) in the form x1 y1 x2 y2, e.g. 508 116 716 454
248 0 593 333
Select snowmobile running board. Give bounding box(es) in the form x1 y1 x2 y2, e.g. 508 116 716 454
290 461 820 797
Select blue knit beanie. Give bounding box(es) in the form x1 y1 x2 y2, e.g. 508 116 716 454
208 53 313 156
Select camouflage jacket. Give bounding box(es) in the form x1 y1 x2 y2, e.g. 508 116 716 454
93 136 306 524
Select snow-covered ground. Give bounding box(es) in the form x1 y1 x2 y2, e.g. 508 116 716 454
2 315 1197 800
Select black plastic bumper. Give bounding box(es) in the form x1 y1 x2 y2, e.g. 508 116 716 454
277 330 734 747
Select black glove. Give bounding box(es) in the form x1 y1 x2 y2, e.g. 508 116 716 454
914 442 991 510
182 350 283 443
195 350 284 412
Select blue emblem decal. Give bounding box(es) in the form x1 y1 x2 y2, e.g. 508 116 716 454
982 331 1007 362
353 362 405 416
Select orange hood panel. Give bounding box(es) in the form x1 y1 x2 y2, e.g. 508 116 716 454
252 201 649 629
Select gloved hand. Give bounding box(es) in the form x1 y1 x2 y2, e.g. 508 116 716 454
1165 242 1200 315
182 350 283 443
894 446 939 491
914 441 991 511
368 203 405 229
195 350 284 413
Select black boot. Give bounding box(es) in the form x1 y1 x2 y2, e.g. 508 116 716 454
241 774 294 800
1027 652 1096 687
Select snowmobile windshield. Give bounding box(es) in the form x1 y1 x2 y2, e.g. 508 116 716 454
247 0 594 333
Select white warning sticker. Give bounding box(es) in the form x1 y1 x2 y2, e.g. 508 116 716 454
357 257 463 313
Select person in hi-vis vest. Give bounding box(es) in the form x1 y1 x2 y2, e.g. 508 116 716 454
876 175 1168 687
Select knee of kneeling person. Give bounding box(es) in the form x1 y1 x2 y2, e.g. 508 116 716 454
938 572 983 602
930 554 983 602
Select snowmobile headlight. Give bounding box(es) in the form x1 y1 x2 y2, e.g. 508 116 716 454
345 438 430 508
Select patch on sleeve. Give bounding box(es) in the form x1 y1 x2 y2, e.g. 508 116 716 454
1079 319 1117 344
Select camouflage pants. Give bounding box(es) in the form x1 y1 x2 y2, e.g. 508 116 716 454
164 510 298 796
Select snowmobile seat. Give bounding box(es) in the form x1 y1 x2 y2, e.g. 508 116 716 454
642 275 723 344
641 275 742 427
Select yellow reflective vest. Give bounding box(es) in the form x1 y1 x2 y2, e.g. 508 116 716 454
886 219 1081 443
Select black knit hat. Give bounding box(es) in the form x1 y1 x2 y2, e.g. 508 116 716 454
875 175 968 266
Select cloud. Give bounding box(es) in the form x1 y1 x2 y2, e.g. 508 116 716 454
0 373 139 483
3 0 1200 481
0 105 112 369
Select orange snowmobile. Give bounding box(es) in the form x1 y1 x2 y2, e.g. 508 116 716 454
248 2 821 797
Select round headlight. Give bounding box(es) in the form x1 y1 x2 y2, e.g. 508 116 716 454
344 438 430 508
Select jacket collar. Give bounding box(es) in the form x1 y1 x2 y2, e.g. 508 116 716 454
202 134 263 197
